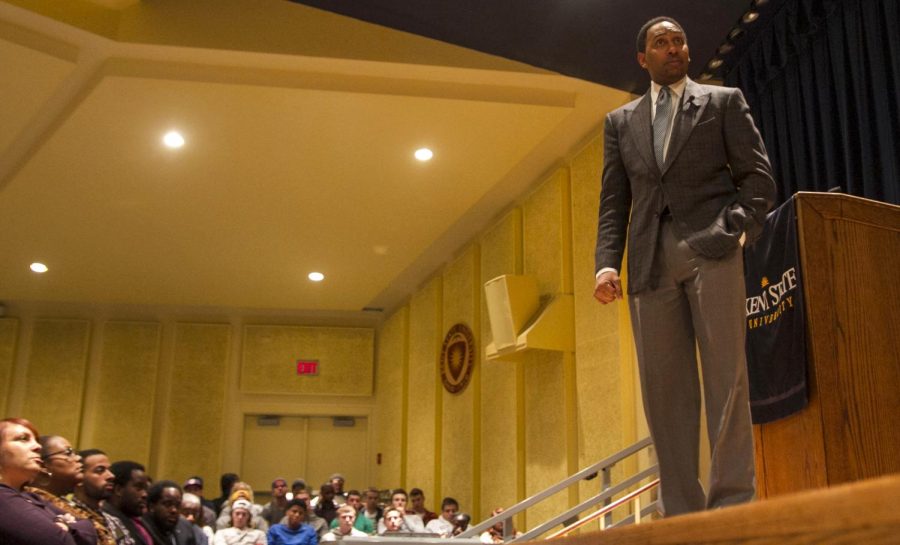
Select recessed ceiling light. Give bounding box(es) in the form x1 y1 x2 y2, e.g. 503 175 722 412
30 262 48 273
308 272 325 282
163 130 185 149
742 11 760 23
414 148 433 161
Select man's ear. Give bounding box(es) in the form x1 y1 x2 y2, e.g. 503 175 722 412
637 52 647 69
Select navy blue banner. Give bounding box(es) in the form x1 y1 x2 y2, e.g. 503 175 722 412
743 198 808 424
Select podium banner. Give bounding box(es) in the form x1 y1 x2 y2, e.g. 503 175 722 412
743 198 808 424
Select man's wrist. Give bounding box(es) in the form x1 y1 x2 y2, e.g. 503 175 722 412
596 267 618 280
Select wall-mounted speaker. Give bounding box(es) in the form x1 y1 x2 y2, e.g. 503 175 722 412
484 275 540 351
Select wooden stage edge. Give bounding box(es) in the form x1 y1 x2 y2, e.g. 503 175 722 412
554 474 900 545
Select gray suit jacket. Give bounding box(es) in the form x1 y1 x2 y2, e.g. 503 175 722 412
595 78 776 293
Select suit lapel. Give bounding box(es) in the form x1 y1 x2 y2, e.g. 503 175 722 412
626 92 657 175
662 78 710 174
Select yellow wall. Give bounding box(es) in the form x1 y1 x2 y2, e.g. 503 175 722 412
371 132 645 527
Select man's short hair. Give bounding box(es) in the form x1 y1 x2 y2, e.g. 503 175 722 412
78 448 106 459
337 504 356 517
347 489 361 498
148 480 181 505
391 488 407 499
220 473 239 494
441 497 459 510
409 488 424 498
636 16 685 53
110 461 145 488
286 498 308 511
272 478 287 488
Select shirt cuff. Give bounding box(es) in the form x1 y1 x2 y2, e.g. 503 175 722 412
595 267 618 280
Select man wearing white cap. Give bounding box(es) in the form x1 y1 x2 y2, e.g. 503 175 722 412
214 499 267 545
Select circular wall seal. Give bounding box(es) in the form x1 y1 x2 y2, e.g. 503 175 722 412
440 323 475 394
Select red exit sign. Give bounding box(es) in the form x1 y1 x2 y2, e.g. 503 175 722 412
296 360 319 376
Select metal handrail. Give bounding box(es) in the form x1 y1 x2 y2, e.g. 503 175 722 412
454 437 656 541
543 478 660 539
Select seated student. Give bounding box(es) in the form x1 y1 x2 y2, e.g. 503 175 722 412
377 509 409 536
214 499 267 545
268 499 317 545
285 490 327 539
424 497 458 537
321 506 367 541
375 489 424 534
479 508 521 543
358 488 382 531
217 483 268 532
408 489 437 525
328 490 373 535
181 493 214 545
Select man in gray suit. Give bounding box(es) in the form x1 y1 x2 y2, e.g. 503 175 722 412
594 17 776 516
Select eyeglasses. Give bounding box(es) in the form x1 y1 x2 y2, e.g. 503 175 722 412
43 446 77 460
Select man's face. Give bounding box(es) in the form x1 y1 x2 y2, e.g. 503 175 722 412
272 480 287 499
391 493 407 510
338 510 355 532
179 503 201 525
81 453 114 501
232 508 251 529
151 487 182 531
442 503 458 521
184 484 202 497
320 485 335 502
286 506 305 529
410 493 424 511
638 21 690 86
347 494 361 510
365 491 378 510
385 509 403 531
331 478 344 494
296 491 311 506
117 469 149 517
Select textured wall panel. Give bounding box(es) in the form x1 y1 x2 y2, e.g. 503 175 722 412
523 171 570 525
241 325 374 396
479 212 520 519
22 319 90 441
86 321 161 463
524 169 566 294
406 277 440 500
441 247 477 512
160 323 230 483
374 307 406 487
0 318 19 413
569 136 630 498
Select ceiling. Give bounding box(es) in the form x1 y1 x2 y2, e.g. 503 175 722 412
0 0 757 325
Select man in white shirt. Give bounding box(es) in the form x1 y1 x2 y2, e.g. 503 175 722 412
424 497 458 537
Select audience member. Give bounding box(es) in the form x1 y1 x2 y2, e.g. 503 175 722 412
313 483 338 525
214 498 267 545
0 418 98 545
424 497 458 537
479 508 521 543
216 482 268 531
328 490 373 534
261 478 289 528
181 493 213 545
359 488 382 529
142 481 197 545
289 489 327 538
378 508 408 535
268 499 318 545
213 474 239 516
409 488 437 525
376 489 424 534
287 480 306 502
104 461 151 545
328 474 347 505
184 477 217 527
72 449 119 545
322 505 366 541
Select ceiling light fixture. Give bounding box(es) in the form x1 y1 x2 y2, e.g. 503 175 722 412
30 262 48 273
163 130 185 149
414 148 433 162
308 272 325 282
742 11 760 23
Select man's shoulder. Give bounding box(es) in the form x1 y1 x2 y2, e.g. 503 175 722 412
609 94 647 117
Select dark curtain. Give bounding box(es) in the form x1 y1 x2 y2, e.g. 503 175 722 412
725 0 900 205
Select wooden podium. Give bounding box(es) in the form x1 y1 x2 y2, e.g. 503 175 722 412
753 192 900 498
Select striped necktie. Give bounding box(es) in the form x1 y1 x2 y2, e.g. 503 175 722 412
653 86 672 168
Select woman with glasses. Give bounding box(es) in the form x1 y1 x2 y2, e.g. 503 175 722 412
0 417 98 544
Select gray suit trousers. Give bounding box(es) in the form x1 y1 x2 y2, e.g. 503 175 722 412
628 218 755 516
